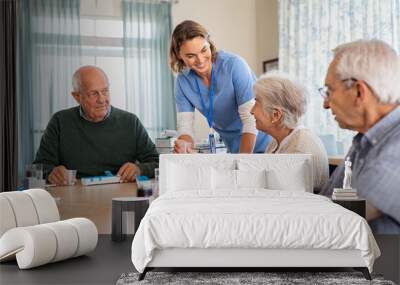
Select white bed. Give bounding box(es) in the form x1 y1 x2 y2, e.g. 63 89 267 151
131 154 380 280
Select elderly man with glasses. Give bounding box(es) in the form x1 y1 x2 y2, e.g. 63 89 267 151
319 39 400 234
34 66 159 185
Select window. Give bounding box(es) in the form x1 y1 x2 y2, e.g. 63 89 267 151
80 17 126 110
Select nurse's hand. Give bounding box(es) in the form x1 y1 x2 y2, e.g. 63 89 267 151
174 139 194 153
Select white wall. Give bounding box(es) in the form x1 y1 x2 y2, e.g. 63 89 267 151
256 0 279 75
172 0 258 73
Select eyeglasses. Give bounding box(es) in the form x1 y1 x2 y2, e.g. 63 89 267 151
318 78 357 100
318 86 330 100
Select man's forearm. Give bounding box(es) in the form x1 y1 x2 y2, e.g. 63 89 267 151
366 202 383 221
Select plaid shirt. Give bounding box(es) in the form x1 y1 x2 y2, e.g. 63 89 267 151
321 106 400 234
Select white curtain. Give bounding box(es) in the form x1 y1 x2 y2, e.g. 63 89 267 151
122 0 176 140
279 0 400 154
17 0 81 178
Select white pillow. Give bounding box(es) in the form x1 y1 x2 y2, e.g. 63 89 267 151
212 168 237 190
167 162 212 191
266 164 306 191
236 169 267 189
237 156 311 192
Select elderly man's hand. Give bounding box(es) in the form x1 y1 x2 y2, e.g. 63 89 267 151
48 165 68 186
117 162 140 183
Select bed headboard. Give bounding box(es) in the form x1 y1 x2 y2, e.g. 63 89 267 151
159 153 313 195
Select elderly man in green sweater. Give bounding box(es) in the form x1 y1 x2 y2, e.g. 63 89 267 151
34 66 159 186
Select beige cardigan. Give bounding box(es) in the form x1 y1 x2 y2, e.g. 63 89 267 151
265 126 329 190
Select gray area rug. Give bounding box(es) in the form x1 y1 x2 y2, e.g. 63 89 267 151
116 271 395 285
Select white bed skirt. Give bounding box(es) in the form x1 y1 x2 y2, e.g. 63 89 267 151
148 248 366 268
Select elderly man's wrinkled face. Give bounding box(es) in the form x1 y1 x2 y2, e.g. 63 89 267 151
323 60 361 131
73 68 110 122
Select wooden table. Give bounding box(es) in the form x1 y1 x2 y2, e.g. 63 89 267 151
328 155 344 166
47 182 137 234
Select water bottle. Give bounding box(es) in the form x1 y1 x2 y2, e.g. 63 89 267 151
208 131 216 154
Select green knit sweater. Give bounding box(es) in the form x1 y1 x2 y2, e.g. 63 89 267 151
34 106 159 178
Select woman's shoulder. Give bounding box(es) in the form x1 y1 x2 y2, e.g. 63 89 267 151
176 69 196 86
216 50 248 69
265 138 278 153
292 127 316 140
288 127 326 152
217 50 238 61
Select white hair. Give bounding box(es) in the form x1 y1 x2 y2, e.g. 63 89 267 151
333 39 400 103
72 65 109 92
253 72 308 129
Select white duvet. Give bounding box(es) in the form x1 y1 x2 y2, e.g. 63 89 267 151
131 190 380 273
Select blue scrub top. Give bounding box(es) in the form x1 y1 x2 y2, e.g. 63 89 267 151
175 50 271 153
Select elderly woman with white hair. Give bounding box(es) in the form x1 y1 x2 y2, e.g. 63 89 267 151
251 73 329 191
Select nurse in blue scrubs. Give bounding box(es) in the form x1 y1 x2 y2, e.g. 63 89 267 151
169 20 271 153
